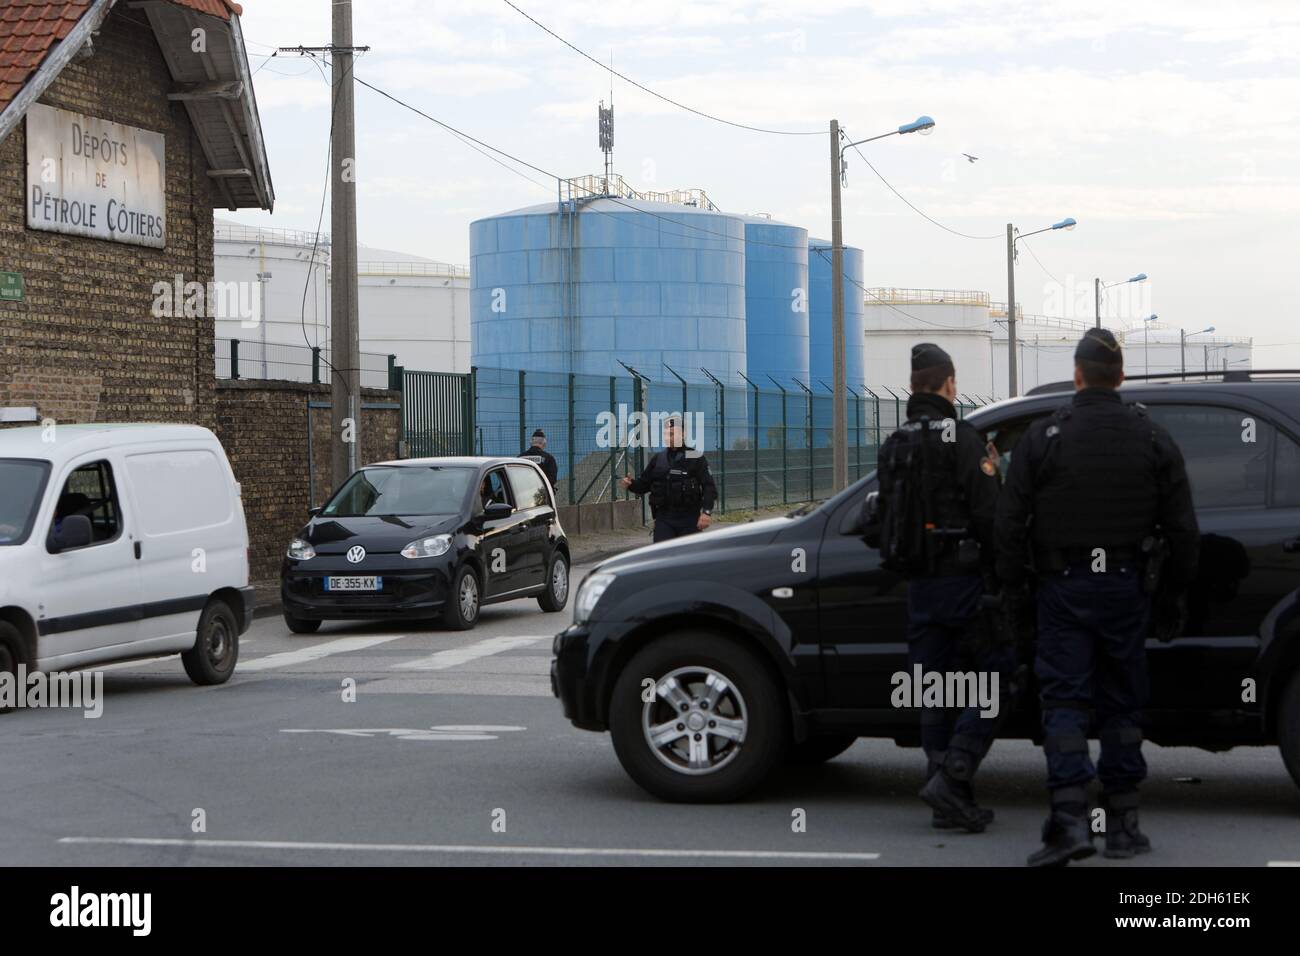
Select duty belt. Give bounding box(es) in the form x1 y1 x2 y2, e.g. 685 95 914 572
1035 545 1142 573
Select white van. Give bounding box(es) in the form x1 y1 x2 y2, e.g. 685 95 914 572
0 423 253 685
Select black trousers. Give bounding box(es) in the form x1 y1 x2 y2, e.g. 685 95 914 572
652 512 699 542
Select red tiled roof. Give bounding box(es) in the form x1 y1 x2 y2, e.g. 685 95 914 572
0 1 90 111
0 0 243 113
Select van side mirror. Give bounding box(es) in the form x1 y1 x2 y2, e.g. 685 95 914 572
482 501 513 520
861 491 882 547
308 507 321 518
52 514 93 552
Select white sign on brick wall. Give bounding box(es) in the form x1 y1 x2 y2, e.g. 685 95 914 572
25 103 166 249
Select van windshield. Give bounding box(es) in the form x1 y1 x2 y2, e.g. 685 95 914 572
321 466 475 517
0 459 52 546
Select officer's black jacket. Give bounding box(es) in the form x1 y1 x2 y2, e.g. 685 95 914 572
517 446 558 487
888 390 1001 559
994 387 1199 590
627 446 718 515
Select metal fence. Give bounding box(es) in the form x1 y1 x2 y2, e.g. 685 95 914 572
457 365 988 511
211 338 990 514
215 338 395 390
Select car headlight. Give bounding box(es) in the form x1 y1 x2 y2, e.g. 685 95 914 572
401 533 452 559
573 572 616 623
287 538 316 560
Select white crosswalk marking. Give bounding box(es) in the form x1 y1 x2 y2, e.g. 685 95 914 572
390 635 550 671
238 635 408 672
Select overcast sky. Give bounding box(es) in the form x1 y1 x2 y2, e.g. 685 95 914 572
224 0 1300 365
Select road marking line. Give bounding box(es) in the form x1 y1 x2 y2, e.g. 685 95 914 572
391 635 549 671
238 635 407 672
280 725 526 741
58 836 880 861
1268 861 1300 866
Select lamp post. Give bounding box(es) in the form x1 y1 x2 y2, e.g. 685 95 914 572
829 114 934 492
1007 217 1076 397
1180 326 1215 376
1141 314 1158 376
1095 273 1147 328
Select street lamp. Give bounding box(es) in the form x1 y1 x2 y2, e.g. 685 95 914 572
828 114 934 492
1181 326 1215 376
1095 273 1147 328
1141 314 1158 376
1006 217 1076 397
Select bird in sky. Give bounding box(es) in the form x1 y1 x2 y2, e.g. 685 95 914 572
962 153 979 163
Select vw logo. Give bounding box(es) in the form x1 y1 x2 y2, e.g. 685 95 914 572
346 545 366 564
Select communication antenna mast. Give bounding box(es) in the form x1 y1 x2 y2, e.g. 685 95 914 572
598 52 614 191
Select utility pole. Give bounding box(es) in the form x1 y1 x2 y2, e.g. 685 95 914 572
1006 223 1018 398
331 0 361 489
829 119 847 492
1094 276 1101 328
1180 328 1186 376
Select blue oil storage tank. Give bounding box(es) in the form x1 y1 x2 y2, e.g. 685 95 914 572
741 215 809 391
807 238 866 390
470 198 747 384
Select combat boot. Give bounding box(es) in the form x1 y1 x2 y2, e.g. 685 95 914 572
1102 791 1151 859
1027 787 1096 867
920 747 992 833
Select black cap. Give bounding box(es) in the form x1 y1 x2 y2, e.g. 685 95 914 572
532 429 545 439
1074 328 1123 366
911 342 952 372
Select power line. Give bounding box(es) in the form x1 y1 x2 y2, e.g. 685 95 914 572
1017 234 1064 287
842 135 1002 241
499 0 821 137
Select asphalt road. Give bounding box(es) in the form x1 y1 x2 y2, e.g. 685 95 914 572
3 564 1299 867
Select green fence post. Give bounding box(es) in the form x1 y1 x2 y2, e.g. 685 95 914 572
230 339 240 380
567 372 576 506
518 369 527 456
311 347 321 384
738 372 759 510
849 385 862 480
395 364 406 457
468 366 478 455
608 376 617 501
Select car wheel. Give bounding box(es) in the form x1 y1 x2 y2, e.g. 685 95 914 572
537 551 570 612
1279 668 1300 790
0 621 25 715
609 631 787 803
442 564 480 630
182 601 240 686
786 734 858 766
283 611 322 634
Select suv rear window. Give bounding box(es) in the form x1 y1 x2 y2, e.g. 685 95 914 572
1145 404 1270 509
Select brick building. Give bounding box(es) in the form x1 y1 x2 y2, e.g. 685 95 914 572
0 0 273 424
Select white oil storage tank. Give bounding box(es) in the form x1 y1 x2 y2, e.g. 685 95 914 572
862 288 994 401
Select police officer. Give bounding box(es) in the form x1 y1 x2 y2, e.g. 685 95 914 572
518 429 558 488
873 343 1009 832
995 328 1198 866
618 414 717 542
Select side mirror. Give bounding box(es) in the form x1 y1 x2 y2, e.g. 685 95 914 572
860 491 882 546
52 514 93 552
308 507 321 518
482 501 514 520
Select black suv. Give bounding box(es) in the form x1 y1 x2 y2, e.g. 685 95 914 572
552 374 1300 802
283 457 569 631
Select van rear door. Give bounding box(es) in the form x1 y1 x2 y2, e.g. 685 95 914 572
122 445 240 646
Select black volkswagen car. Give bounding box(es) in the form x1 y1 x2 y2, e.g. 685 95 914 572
552 373 1300 802
282 456 569 631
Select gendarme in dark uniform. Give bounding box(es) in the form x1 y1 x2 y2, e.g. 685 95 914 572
872 343 1010 832
995 328 1199 867
518 429 558 488
620 415 717 542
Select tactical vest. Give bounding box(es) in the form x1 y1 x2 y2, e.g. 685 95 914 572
1031 402 1161 556
649 452 703 514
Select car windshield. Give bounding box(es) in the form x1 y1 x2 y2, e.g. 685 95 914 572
0 459 52 546
321 466 475 517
